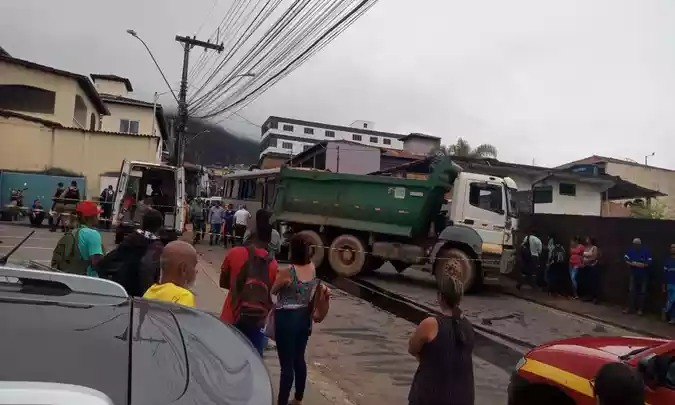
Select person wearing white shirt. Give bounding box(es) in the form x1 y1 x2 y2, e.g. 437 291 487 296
517 231 543 290
233 205 251 246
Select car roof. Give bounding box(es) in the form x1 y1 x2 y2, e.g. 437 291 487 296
0 267 272 405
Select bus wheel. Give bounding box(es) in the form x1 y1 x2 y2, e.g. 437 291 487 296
296 230 325 267
433 248 476 293
328 234 367 277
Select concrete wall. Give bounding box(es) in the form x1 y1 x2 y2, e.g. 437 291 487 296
402 137 440 156
0 60 101 128
100 102 158 135
93 78 128 97
0 115 159 198
325 142 380 174
605 161 675 217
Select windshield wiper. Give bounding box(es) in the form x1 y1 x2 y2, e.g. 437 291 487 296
619 347 650 360
0 230 35 265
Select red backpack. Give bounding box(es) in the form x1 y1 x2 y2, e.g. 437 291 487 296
231 246 273 328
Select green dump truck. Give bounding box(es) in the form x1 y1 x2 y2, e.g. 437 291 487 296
272 157 518 292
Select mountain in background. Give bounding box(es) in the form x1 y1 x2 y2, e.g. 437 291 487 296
165 114 259 166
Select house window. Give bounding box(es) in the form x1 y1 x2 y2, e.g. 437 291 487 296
468 183 503 214
352 134 362 141
303 145 312 151
89 113 97 131
282 124 294 131
269 138 278 148
559 183 576 196
282 142 293 150
370 136 378 143
120 119 140 134
325 130 335 138
73 95 87 128
363 123 368 128
383 138 391 145
304 127 314 135
533 185 553 204
0 84 56 114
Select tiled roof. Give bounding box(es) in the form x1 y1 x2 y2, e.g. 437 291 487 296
0 55 109 115
557 155 675 173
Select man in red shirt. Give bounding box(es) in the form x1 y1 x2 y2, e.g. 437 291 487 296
220 215 278 355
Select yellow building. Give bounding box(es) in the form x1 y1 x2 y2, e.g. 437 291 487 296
0 54 168 199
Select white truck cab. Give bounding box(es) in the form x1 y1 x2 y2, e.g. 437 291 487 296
111 160 185 242
437 171 518 285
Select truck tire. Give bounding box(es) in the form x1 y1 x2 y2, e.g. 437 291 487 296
328 234 367 277
296 230 325 267
433 248 477 293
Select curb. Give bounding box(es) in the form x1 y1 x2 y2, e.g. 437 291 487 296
502 290 670 339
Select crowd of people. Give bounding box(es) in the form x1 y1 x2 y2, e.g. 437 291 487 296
518 229 675 324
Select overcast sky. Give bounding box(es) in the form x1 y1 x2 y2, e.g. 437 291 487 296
2 0 674 168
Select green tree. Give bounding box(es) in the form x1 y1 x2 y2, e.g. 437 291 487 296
432 138 498 158
626 198 666 219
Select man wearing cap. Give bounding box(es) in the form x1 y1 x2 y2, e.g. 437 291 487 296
623 237 653 315
75 201 105 278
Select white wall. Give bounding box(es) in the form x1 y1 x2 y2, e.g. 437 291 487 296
260 119 404 158
100 103 159 136
508 174 605 216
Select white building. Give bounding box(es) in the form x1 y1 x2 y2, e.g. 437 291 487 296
91 74 169 160
259 116 407 160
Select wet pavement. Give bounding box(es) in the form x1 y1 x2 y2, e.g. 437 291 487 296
360 263 651 347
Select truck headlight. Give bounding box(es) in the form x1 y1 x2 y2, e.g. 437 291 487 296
515 357 527 371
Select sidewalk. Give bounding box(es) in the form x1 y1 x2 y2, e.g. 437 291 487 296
501 277 674 339
190 242 353 405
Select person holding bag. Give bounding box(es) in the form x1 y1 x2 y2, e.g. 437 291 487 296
270 234 330 405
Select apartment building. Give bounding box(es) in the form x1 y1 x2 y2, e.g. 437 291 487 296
259 116 407 160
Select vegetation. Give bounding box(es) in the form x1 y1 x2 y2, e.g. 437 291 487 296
432 138 498 158
166 114 260 167
625 198 667 219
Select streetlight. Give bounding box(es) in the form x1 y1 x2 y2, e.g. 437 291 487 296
645 152 655 166
126 29 179 104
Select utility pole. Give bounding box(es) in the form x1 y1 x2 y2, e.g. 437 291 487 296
173 35 224 167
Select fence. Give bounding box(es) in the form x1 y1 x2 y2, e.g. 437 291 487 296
518 213 675 313
0 171 86 207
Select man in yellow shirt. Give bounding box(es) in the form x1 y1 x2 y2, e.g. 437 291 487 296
143 240 198 307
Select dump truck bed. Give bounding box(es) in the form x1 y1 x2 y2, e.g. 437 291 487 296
272 159 459 239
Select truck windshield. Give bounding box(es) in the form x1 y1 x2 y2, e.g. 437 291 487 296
506 187 518 217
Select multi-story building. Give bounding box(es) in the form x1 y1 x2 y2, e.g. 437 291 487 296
259 116 407 163
0 51 167 198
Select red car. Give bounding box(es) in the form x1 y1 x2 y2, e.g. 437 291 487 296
508 336 675 404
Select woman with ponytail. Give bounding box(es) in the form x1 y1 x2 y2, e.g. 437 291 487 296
407 276 475 405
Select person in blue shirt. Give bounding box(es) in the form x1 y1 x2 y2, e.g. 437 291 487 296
623 238 652 315
75 201 104 278
663 244 675 324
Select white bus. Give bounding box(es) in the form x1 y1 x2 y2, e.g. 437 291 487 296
221 167 281 217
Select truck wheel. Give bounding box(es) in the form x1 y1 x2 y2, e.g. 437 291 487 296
433 248 476 293
296 230 325 267
328 234 367 277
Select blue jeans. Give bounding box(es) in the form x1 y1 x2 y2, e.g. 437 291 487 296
235 321 265 356
569 266 579 296
275 307 311 405
665 285 675 320
628 271 648 312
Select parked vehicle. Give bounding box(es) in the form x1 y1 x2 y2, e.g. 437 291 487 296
1 183 29 221
508 336 675 404
0 263 273 404
272 157 518 292
111 160 186 244
10 185 28 207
